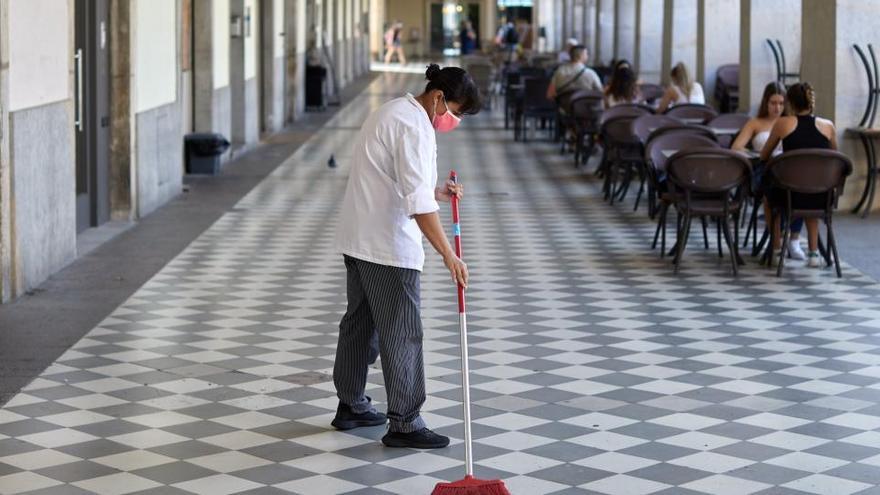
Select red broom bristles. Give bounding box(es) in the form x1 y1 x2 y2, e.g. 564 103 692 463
431 475 511 495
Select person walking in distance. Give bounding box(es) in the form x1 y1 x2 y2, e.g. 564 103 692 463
332 64 482 449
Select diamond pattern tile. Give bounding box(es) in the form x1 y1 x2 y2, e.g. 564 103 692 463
3 71 880 494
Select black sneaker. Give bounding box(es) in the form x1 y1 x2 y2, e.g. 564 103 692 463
381 428 449 449
330 402 387 430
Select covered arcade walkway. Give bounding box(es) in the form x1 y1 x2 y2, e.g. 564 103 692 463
3 71 880 494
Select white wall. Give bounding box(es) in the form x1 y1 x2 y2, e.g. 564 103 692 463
297 0 307 55
670 0 698 78
274 0 285 58
597 0 615 64
9 0 69 112
741 0 801 113
701 0 739 104
214 0 231 88
615 0 636 62
245 0 258 79
135 0 178 113
637 0 664 83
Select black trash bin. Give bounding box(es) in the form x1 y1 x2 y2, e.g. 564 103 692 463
305 65 327 110
184 133 230 175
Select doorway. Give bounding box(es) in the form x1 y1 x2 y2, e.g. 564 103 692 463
74 0 111 233
429 2 481 56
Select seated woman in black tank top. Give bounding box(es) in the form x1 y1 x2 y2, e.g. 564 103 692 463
760 82 839 268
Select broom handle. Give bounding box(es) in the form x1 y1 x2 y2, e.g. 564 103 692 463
449 171 473 477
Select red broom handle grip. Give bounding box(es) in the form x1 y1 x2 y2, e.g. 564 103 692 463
449 171 465 314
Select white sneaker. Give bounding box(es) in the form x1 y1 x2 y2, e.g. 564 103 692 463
788 241 806 261
807 251 821 268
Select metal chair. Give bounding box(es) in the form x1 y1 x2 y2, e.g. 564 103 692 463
645 134 721 256
765 149 853 277
466 62 495 110
666 148 753 275
503 71 522 130
569 94 604 167
515 77 556 142
629 115 684 212
557 89 601 153
714 64 740 113
600 115 643 205
596 104 654 180
638 83 665 107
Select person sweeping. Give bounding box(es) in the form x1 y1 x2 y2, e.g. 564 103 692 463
332 64 481 449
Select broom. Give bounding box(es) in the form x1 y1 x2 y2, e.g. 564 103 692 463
432 171 511 495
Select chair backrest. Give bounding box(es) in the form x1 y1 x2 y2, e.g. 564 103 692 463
645 133 720 174
520 66 547 80
638 83 665 104
631 115 683 145
716 64 740 89
648 124 718 143
664 103 719 124
462 54 492 65
601 103 654 123
707 113 750 148
558 89 601 113
504 70 522 90
707 113 750 130
593 65 613 84
522 77 554 110
570 95 603 131
667 148 752 195
602 115 641 148
467 63 494 92
766 149 854 195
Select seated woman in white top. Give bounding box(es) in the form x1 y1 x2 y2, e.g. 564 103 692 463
657 62 705 112
732 82 786 156
603 65 641 109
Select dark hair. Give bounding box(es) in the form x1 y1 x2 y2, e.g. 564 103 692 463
757 81 786 118
424 64 482 115
786 81 815 114
569 45 588 62
613 59 631 71
607 66 638 102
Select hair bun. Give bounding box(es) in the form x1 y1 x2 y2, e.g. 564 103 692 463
425 64 441 81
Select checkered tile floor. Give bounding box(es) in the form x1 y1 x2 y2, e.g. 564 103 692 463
4 73 880 495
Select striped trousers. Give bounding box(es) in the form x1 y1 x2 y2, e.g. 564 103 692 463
334 255 427 433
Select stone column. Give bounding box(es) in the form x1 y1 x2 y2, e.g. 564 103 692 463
284 0 306 122
193 0 232 143
802 0 880 211
596 0 615 65
661 0 697 85
480 0 496 51
561 0 571 43
583 0 597 53
229 0 258 149
636 0 663 83
261 0 286 133
615 0 636 63
697 0 739 107
738 0 800 113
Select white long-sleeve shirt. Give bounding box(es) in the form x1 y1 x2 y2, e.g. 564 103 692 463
335 93 439 271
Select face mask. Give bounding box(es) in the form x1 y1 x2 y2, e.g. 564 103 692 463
432 96 461 133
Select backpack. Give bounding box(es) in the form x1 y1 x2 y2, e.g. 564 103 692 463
504 25 519 45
